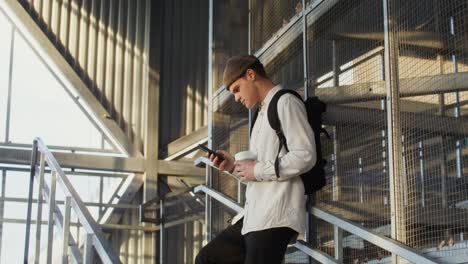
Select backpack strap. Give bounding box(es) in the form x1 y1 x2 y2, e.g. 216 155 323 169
249 107 260 137
267 89 303 178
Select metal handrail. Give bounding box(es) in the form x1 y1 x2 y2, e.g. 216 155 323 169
193 185 339 264
24 138 121 264
193 184 439 264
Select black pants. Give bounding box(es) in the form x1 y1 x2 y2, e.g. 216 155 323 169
195 219 297 264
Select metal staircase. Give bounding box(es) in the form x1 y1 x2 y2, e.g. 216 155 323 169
24 138 120 263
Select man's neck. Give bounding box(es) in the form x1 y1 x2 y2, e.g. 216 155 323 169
257 80 276 103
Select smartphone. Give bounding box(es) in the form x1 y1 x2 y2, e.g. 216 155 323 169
198 144 224 161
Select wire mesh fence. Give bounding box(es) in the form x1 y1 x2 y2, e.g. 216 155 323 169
390 0 468 259
207 0 468 263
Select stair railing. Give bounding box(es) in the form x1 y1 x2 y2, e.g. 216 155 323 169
24 138 121 264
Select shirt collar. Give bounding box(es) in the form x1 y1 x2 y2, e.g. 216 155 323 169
259 85 282 111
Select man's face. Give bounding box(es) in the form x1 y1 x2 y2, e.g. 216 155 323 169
228 71 259 109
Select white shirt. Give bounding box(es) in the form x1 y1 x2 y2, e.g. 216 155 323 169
232 85 316 236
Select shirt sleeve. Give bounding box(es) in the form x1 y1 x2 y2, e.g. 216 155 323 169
253 94 317 181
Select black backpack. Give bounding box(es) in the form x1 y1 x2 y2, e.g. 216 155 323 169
251 89 329 195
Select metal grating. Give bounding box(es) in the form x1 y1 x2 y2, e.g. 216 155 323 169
390 0 468 257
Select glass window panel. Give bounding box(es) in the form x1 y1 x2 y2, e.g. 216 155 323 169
0 11 12 143
9 32 105 149
1 223 26 263
5 170 31 199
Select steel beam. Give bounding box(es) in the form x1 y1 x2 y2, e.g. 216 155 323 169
0 148 145 172
255 0 339 66
316 72 468 104
165 126 208 160
325 105 468 137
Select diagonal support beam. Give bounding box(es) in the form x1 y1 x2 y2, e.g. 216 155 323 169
0 0 142 158
165 126 208 160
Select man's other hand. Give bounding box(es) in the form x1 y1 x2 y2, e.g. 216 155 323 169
234 161 256 182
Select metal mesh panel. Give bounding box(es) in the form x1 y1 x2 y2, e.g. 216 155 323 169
208 0 468 262
307 0 391 262
265 35 304 94
390 0 468 259
251 0 303 52
211 90 249 235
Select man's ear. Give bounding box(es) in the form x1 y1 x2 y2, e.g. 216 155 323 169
246 69 256 81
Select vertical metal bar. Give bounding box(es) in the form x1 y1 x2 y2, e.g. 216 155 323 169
438 95 448 208
0 170 6 260
142 0 157 262
99 176 103 218
450 16 462 179
132 0 145 149
83 233 94 264
383 0 406 262
123 0 136 139
33 0 43 20
62 196 72 264
302 0 309 98
34 153 46 263
46 170 57 264
78 0 90 71
59 0 70 47
104 0 117 114
95 0 108 104
418 142 425 207
248 0 253 139
332 40 339 87
24 139 38 264
358 157 364 204
332 127 341 201
50 0 62 41
67 0 80 62
206 0 214 243
5 27 15 143
86 0 99 93
42 0 53 28
333 226 343 262
114 0 127 126
159 199 165 264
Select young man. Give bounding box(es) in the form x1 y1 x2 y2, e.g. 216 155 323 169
195 55 316 264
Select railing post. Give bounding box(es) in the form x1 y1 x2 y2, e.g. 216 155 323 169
24 139 38 264
83 233 94 264
46 170 57 264
160 198 165 264
62 196 72 264
35 153 46 263
333 226 343 262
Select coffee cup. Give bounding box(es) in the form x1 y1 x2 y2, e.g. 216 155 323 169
235 150 257 161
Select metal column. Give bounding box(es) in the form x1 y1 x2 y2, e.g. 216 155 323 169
62 196 72 264
206 0 214 243
302 0 310 98
159 199 165 264
383 1 407 263
35 153 46 263
24 140 38 263
46 170 57 264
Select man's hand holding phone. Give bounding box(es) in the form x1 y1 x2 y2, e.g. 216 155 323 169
210 150 235 173
198 145 235 173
